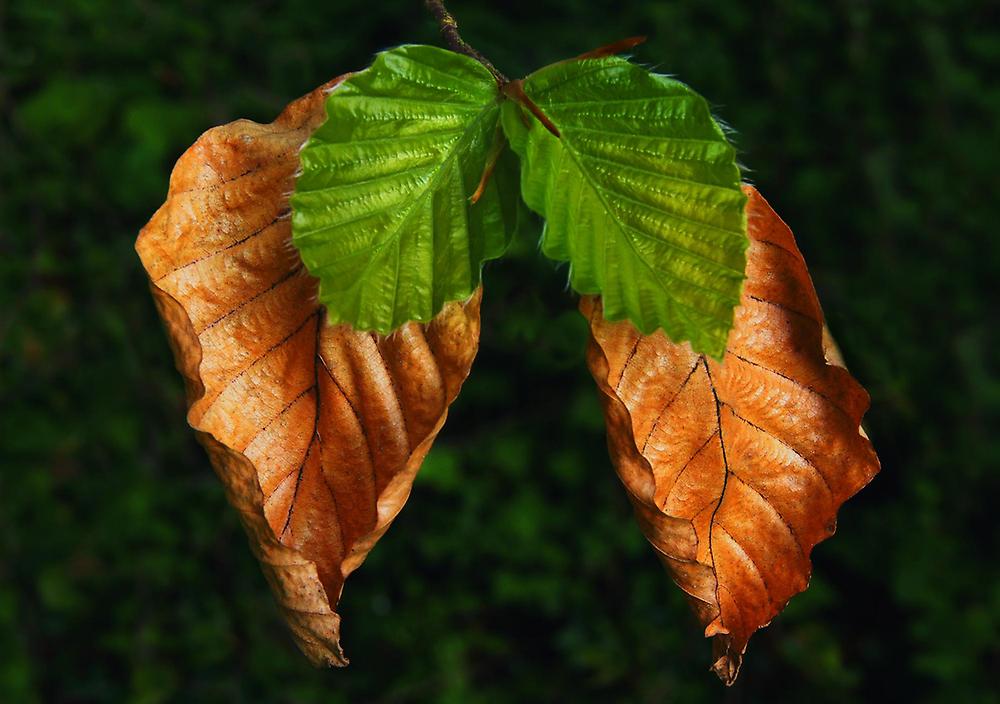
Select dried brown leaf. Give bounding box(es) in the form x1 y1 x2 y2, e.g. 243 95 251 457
136 78 482 666
582 185 880 684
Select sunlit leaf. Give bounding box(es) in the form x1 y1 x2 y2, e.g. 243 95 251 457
503 57 747 357
292 45 518 334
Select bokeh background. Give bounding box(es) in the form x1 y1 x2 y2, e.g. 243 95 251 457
2 0 998 701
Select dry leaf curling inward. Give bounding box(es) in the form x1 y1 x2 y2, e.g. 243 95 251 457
582 186 879 685
136 77 483 666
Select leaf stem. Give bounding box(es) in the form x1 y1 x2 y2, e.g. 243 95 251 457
503 80 561 138
423 0 507 85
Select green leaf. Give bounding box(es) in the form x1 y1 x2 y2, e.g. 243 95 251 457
501 58 748 358
291 45 518 333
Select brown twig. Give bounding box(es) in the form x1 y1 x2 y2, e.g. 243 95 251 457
424 0 507 85
424 0 561 141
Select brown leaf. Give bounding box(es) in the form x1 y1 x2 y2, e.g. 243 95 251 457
136 77 482 666
581 185 880 684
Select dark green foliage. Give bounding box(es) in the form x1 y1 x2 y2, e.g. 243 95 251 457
1 0 997 702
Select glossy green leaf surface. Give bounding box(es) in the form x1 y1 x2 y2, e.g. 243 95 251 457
502 58 748 357
291 45 517 333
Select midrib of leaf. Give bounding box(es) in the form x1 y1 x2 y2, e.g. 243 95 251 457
322 100 498 322
548 131 737 327
571 148 748 249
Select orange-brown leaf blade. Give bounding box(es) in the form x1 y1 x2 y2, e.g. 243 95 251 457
582 185 879 684
136 77 482 666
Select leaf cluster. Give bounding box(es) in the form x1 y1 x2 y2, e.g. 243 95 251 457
292 44 747 357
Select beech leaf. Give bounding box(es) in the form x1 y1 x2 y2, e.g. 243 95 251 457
291 45 519 334
503 57 748 358
581 186 880 684
136 77 482 665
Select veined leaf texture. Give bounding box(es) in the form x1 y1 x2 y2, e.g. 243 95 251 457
137 44 878 685
582 186 879 684
292 45 520 334
503 57 748 358
136 77 483 665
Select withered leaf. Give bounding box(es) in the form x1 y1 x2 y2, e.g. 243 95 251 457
582 185 880 684
136 77 482 666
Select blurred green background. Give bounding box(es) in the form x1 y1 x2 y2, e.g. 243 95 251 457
2 0 998 701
